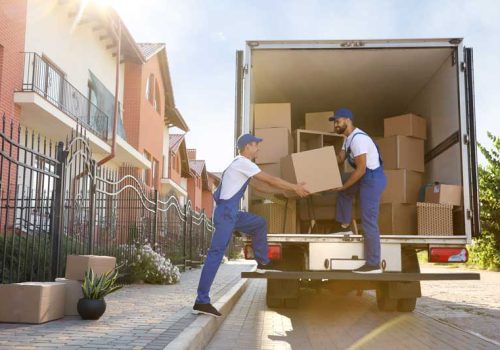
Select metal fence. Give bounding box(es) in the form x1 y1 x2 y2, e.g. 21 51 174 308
0 117 229 284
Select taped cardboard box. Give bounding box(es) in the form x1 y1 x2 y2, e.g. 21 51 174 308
305 111 334 133
384 113 427 140
281 146 342 194
255 128 293 164
251 199 296 233
425 183 462 206
254 103 291 132
417 202 453 236
381 169 423 204
379 203 417 235
0 282 65 323
377 135 424 172
55 278 84 316
65 255 116 281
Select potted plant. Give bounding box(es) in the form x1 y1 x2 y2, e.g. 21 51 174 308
77 267 122 320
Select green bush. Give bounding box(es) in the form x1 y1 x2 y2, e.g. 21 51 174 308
467 231 500 271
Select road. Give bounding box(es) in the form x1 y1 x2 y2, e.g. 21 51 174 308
207 265 500 350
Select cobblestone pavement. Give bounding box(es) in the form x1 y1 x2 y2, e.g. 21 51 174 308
0 261 254 350
207 266 499 350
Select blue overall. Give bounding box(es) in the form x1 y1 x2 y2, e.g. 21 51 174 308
196 166 270 304
336 132 387 267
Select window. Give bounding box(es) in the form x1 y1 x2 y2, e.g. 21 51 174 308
145 74 154 102
153 80 161 113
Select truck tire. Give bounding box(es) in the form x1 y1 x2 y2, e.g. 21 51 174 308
376 285 397 312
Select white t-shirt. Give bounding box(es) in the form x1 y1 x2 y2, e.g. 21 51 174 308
342 128 381 170
219 156 261 200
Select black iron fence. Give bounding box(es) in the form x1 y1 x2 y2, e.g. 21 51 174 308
21 52 109 141
0 117 229 284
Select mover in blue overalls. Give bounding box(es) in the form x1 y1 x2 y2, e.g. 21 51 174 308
331 108 387 274
193 133 309 317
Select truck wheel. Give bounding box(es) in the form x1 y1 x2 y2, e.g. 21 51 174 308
397 298 417 312
376 286 397 312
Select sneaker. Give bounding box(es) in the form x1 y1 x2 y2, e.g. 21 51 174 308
192 303 222 317
353 264 382 274
255 262 280 274
332 221 352 233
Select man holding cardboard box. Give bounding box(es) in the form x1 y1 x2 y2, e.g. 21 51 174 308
330 108 387 274
193 133 309 317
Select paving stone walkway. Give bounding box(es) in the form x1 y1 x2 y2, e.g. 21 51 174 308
0 261 254 350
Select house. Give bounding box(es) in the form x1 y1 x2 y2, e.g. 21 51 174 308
4 0 150 169
123 42 188 190
163 133 191 205
186 149 210 213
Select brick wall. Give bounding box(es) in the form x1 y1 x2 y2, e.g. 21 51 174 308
201 190 214 218
187 149 196 161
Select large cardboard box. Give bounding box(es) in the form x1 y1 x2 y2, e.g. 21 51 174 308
55 278 84 316
255 128 293 164
65 255 116 281
425 184 462 206
0 282 65 323
305 111 334 133
259 163 281 177
379 203 417 235
254 103 291 132
281 146 342 194
417 202 453 236
381 169 423 204
251 199 296 233
384 113 427 140
377 135 424 172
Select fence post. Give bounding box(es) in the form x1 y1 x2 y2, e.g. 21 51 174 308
88 160 97 255
183 204 188 269
152 189 158 250
50 142 66 280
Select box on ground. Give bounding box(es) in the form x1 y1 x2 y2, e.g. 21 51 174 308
377 135 424 172
281 146 342 194
55 278 84 316
379 203 417 235
65 255 116 281
253 103 291 132
259 163 281 177
251 199 296 233
305 111 334 133
417 202 453 236
384 113 427 140
381 169 423 204
255 128 293 164
425 183 462 206
0 282 65 323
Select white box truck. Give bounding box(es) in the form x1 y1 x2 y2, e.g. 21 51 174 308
236 38 480 312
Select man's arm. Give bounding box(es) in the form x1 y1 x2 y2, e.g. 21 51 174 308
338 154 366 191
253 171 309 197
337 149 346 165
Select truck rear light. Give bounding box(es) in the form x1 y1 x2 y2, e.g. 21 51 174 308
429 247 468 263
244 244 282 261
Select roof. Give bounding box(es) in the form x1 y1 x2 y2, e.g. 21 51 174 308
137 43 165 60
189 160 210 190
169 134 185 153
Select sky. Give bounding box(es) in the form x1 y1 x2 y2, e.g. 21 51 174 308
112 0 500 172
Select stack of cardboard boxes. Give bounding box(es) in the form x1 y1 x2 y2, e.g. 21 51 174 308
378 114 426 234
418 183 462 235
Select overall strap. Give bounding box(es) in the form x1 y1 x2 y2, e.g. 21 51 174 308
346 132 383 168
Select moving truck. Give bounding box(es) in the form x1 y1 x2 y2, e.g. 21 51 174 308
235 39 481 312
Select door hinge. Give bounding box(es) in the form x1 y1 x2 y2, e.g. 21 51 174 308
452 51 457 66
461 62 467 72
463 134 470 145
243 64 249 75
466 209 472 220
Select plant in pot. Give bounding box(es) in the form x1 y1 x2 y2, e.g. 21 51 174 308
77 267 122 320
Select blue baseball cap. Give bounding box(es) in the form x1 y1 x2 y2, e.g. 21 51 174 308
237 133 263 149
329 108 354 121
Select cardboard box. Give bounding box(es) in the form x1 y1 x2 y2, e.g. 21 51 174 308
55 278 84 316
377 135 424 172
381 169 423 204
417 202 453 236
259 163 281 177
255 128 293 164
298 193 360 221
0 282 65 323
65 255 116 281
425 184 462 206
251 199 296 233
254 103 291 132
250 178 295 201
379 203 417 235
384 113 427 140
305 111 334 133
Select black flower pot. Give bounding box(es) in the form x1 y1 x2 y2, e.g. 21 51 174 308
77 298 106 320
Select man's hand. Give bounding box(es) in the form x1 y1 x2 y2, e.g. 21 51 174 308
294 182 310 197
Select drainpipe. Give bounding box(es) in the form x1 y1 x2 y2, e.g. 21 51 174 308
98 15 121 166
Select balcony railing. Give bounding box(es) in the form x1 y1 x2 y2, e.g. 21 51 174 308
21 52 109 141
